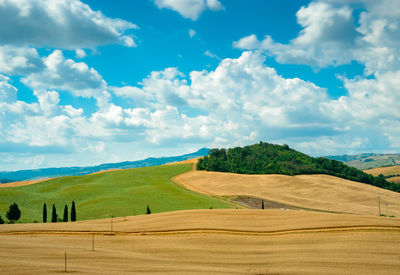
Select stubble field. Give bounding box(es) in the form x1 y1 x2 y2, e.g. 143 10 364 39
1 209 400 274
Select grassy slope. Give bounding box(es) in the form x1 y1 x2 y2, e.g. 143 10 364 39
0 164 232 223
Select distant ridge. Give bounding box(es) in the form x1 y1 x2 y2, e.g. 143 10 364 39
326 153 400 170
0 148 209 183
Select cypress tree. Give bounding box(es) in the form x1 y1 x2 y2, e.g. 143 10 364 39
63 205 68 222
146 205 151 214
43 203 47 223
71 201 76 222
51 204 57 223
0 215 4 224
261 200 264 210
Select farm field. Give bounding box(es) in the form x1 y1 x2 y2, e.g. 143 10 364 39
364 165 400 184
1 209 400 274
176 170 400 216
0 164 232 222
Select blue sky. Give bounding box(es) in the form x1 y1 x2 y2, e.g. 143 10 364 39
0 0 400 170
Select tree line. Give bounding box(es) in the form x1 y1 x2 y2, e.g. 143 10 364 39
197 142 400 193
0 201 77 224
42 201 76 223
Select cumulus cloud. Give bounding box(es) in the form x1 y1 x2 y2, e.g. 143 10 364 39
234 0 400 74
234 2 359 68
21 50 107 99
2 48 400 169
154 0 224 20
0 46 44 75
75 49 87 59
0 0 138 49
0 74 17 102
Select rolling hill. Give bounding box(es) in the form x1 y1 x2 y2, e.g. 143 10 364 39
364 165 400 184
0 163 232 223
197 142 399 192
0 148 209 183
327 153 400 170
176 170 400 217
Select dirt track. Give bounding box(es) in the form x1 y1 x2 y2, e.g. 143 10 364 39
1 209 400 274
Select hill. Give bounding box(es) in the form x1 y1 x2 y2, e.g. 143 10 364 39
197 142 399 192
327 153 400 170
0 163 232 223
176 170 400 217
1 209 400 274
364 165 400 184
0 148 209 183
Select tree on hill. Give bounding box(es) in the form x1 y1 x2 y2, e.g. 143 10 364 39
51 204 57 223
43 203 47 223
6 202 21 223
0 215 4 224
261 200 264 210
146 205 151 214
63 205 68 222
197 142 400 193
71 201 76 222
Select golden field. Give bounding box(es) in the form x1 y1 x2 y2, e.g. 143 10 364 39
364 165 400 183
176 170 400 216
2 163 400 274
1 209 400 274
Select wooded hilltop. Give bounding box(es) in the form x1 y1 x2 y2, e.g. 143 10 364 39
197 142 400 192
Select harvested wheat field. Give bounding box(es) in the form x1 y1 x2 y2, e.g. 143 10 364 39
1 209 400 274
176 171 400 216
364 165 400 177
0 178 53 188
388 176 400 184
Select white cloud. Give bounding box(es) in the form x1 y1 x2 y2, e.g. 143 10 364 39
0 0 138 49
189 29 196 38
234 2 359 68
0 74 17 102
154 0 224 20
0 46 44 75
2 48 400 170
204 50 221 60
21 50 107 99
75 49 87 59
234 0 400 74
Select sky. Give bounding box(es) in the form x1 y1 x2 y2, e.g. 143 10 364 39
0 0 400 171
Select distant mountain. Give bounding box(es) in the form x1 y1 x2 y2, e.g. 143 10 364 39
326 153 400 170
0 148 209 183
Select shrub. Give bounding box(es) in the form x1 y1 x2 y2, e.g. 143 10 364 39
146 205 151 214
6 203 21 222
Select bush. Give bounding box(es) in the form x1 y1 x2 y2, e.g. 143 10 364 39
146 205 151 214
0 215 4 224
6 203 21 222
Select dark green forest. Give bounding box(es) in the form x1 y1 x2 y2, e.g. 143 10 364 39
197 142 400 193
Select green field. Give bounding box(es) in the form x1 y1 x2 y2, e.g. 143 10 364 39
0 164 232 223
